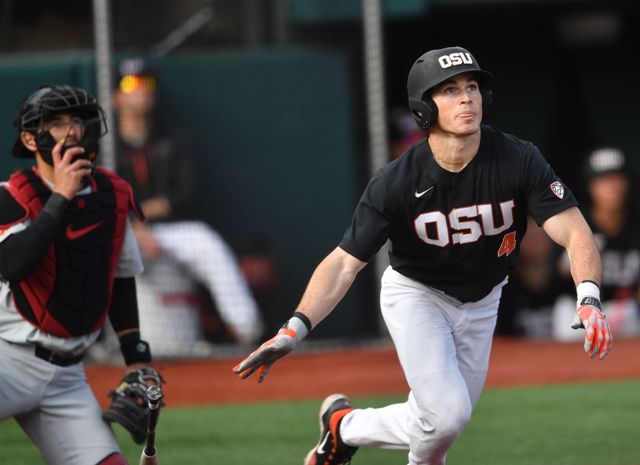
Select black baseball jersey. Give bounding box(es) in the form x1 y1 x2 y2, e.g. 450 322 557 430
339 125 578 303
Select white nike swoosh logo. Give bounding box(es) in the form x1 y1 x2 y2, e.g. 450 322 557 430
316 431 331 454
415 186 434 198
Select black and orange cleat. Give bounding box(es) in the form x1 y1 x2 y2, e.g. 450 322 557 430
303 393 358 465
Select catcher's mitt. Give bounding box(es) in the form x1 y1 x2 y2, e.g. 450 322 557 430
102 367 165 444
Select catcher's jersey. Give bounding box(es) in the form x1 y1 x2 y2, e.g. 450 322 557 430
339 125 578 302
0 176 143 353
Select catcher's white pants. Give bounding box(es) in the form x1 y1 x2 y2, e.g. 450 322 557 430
340 267 504 465
0 338 120 465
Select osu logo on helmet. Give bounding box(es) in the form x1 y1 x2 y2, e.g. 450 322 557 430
438 52 474 69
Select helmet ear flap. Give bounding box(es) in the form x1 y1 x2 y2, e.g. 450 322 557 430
480 85 493 107
410 99 438 130
480 84 493 120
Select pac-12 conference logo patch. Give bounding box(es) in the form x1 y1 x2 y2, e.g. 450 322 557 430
550 181 564 199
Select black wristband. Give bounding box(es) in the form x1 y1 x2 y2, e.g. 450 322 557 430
118 331 152 365
579 296 602 310
580 280 601 289
293 311 312 332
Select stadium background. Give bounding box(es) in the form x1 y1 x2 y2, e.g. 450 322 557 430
1 1 640 464
1 0 638 342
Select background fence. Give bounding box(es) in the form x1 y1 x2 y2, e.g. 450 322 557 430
1 0 638 356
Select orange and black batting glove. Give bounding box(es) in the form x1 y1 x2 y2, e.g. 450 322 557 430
233 312 311 383
571 281 612 360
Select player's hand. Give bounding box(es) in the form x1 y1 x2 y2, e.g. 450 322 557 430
132 222 164 260
233 327 298 383
571 305 612 360
51 138 92 200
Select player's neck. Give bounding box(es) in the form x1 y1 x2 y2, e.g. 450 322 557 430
427 130 480 173
34 157 54 185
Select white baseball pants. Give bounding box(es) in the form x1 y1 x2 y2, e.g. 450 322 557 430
0 338 120 465
340 266 505 465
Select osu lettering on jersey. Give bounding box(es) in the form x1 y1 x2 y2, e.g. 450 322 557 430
339 125 578 302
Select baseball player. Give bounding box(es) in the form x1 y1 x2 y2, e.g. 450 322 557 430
0 85 162 465
233 46 613 465
113 57 263 350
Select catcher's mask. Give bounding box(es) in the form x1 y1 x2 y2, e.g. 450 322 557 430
407 46 493 130
12 84 108 166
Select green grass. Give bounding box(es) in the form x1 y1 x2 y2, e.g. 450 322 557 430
2 379 639 465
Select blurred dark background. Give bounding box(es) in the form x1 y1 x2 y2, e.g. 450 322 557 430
1 0 638 341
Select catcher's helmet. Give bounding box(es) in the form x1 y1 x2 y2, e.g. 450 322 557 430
407 46 493 130
12 84 108 165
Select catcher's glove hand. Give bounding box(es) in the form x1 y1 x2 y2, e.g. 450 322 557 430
102 366 165 444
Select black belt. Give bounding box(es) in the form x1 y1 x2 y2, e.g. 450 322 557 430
35 345 84 367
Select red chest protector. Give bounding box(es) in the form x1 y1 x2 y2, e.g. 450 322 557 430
6 167 143 337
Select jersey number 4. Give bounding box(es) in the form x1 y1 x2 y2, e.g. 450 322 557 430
497 231 517 257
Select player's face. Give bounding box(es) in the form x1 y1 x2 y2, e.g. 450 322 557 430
115 74 156 115
431 73 482 136
41 113 86 145
116 88 155 115
589 172 629 210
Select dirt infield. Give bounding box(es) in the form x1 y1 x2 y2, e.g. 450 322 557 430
87 337 640 408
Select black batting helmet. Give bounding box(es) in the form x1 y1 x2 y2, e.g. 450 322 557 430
407 46 493 130
12 84 108 165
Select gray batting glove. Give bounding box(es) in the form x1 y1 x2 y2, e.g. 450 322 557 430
233 327 299 383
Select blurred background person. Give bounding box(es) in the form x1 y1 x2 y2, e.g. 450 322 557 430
388 106 426 160
553 147 640 339
111 57 263 357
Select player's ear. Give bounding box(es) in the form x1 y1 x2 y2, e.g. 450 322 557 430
19 131 38 154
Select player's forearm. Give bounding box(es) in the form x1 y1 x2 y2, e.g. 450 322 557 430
0 194 68 282
295 247 366 328
566 229 601 287
543 207 601 286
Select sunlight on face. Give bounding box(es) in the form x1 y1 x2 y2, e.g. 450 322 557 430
431 73 483 135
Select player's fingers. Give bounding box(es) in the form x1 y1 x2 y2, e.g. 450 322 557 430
239 365 260 380
62 145 86 163
233 354 259 374
583 319 594 354
51 139 65 164
257 364 272 383
232 358 258 378
591 320 604 359
598 326 613 360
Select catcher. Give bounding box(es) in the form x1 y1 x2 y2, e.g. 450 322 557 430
0 84 163 465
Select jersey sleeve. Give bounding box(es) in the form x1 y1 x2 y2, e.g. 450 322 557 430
0 184 29 243
115 218 144 277
522 144 578 226
338 169 393 262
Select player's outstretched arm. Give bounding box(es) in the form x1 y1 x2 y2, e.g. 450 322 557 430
233 247 366 382
543 207 612 359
